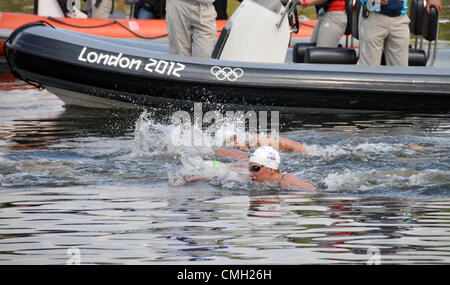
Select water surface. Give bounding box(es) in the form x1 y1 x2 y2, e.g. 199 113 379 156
0 73 449 264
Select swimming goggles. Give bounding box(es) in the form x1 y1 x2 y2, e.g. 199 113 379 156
249 165 264 173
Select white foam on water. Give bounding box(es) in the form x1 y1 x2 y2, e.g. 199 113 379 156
306 142 402 158
129 111 450 194
409 169 450 186
130 111 174 157
323 168 450 193
130 110 269 157
323 169 375 192
130 111 254 188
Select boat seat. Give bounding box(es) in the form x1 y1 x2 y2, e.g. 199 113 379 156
407 0 427 66
422 5 439 42
409 0 425 36
408 0 439 42
406 3 439 66
304 47 357 64
293 45 357 65
292 42 316 63
292 0 356 64
408 48 427 66
381 48 427 66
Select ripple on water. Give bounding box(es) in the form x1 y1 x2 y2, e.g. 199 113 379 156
0 76 449 264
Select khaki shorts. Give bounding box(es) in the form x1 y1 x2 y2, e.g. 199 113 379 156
166 0 217 58
311 11 347 48
357 12 410 66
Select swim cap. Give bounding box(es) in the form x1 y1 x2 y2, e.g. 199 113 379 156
249 146 280 170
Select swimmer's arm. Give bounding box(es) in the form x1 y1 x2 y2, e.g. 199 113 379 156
280 174 317 192
169 175 216 186
215 148 249 160
249 134 308 153
278 137 308 153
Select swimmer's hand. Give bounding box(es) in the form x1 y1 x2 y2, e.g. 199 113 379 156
169 175 215 186
169 178 188 187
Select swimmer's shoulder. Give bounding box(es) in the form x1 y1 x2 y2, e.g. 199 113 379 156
279 173 317 192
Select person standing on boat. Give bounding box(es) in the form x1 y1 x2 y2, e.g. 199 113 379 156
165 0 217 58
86 0 112 18
357 0 442 66
299 0 348 47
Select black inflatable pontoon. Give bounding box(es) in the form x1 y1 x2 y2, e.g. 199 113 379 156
4 0 450 112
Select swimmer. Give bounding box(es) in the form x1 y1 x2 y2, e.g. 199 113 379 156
248 146 316 191
171 146 317 192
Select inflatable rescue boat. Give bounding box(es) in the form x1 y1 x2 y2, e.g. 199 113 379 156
4 0 450 112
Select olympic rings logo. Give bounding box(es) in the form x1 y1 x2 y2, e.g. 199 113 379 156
210 66 244 81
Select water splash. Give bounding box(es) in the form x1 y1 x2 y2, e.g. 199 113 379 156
131 111 174 157
130 111 246 187
129 111 450 195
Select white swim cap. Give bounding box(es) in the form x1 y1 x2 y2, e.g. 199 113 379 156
249 146 280 170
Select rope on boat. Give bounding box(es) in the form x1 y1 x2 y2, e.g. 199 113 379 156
47 17 167 40
46 17 314 40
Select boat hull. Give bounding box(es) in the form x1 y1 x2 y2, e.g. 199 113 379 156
5 25 450 112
